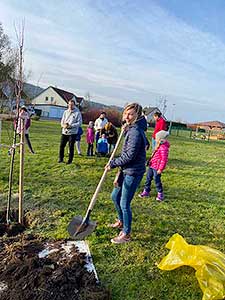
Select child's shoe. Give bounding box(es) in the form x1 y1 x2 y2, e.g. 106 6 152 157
139 190 150 198
111 231 131 244
156 192 164 201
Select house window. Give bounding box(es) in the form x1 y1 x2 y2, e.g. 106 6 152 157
45 96 48 101
51 97 54 103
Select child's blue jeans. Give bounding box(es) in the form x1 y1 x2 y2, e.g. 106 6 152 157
111 173 143 235
144 167 163 193
152 138 156 151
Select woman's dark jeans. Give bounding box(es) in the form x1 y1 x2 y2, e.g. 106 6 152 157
111 173 143 235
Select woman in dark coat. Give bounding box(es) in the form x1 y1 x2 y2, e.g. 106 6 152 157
105 103 147 244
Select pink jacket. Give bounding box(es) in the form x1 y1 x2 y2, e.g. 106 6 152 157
86 127 95 144
149 140 170 172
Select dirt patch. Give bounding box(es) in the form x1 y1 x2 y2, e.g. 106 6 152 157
0 210 29 237
0 234 110 300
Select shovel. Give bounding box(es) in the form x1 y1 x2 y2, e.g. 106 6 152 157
67 128 124 240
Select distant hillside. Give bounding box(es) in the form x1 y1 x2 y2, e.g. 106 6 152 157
26 82 123 111
84 99 123 112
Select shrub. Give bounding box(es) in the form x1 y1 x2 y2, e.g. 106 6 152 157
82 108 122 127
32 115 40 121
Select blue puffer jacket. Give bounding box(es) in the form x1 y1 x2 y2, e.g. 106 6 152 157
110 116 147 176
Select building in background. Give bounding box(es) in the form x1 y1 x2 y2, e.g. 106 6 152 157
31 86 84 118
187 121 225 131
143 106 166 123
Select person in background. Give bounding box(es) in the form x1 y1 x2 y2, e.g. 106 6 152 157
97 133 108 156
139 130 170 201
105 103 147 244
101 122 118 154
152 112 167 151
58 99 82 164
94 112 108 145
75 126 83 155
16 106 35 154
86 121 95 156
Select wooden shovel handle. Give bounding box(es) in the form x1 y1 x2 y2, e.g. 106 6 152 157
86 128 124 212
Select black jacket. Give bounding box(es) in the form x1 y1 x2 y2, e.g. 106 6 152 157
101 124 118 144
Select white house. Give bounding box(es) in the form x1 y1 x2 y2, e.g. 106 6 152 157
31 86 84 118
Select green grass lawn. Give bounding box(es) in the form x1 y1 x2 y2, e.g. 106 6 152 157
0 119 225 300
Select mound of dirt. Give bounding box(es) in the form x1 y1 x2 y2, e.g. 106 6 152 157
0 210 27 237
0 235 110 300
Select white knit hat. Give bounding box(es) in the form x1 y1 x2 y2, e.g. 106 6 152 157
155 130 169 141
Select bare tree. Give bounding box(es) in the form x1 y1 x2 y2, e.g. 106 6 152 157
162 98 167 116
82 91 91 111
156 96 167 116
85 91 91 102
7 19 25 224
14 19 25 111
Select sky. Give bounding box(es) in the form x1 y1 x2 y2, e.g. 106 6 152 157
1 0 225 122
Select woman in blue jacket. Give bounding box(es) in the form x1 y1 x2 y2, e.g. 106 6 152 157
105 103 147 244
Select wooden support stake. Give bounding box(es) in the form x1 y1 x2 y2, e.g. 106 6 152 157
19 118 25 224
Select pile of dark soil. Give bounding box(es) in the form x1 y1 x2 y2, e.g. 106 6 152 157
0 235 110 300
0 210 27 237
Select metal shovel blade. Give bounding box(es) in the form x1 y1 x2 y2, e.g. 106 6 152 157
67 216 97 240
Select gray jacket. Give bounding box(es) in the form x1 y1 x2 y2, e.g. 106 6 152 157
61 107 82 135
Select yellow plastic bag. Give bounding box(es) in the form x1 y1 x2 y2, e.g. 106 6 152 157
158 233 225 300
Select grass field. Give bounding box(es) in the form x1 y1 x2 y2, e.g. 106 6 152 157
0 119 225 300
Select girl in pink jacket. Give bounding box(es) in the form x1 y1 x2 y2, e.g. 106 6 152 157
15 106 35 154
86 121 95 156
139 130 170 201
